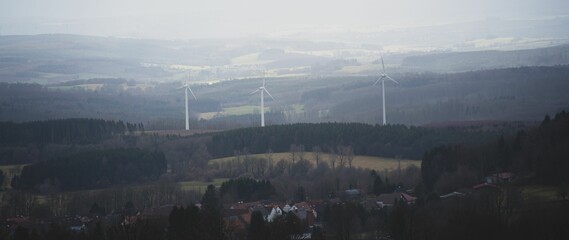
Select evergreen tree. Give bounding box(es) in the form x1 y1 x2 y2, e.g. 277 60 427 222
201 185 224 240
89 203 105 216
296 186 306 202
373 175 385 195
13 226 30 240
92 222 105 240
45 222 71 240
0 169 4 189
249 211 269 240
202 185 220 211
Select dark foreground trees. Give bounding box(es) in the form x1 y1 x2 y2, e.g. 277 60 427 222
169 185 224 240
421 110 569 193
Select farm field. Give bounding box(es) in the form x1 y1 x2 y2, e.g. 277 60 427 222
0 164 25 173
0 164 27 189
210 152 421 172
142 129 221 136
522 185 561 201
222 105 265 116
178 178 230 191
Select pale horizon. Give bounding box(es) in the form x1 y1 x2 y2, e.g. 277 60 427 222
1 0 569 39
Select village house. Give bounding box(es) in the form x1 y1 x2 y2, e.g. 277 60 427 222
485 172 515 184
376 192 417 208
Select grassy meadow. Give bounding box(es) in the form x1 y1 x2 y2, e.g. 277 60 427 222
209 152 421 172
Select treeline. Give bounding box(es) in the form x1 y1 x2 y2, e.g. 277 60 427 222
0 118 143 145
53 78 129 86
12 148 166 191
210 122 498 159
421 110 569 193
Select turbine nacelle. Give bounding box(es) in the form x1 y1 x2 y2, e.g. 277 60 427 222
250 76 275 100
373 75 398 86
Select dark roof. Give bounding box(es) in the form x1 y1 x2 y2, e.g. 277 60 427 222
473 183 500 190
440 192 466 199
377 192 417 205
376 193 399 205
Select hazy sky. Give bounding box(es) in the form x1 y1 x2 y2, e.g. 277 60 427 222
1 0 568 38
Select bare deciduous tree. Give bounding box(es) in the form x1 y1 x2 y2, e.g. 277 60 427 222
345 146 355 168
290 144 299 165
312 146 322 168
298 145 306 161
337 145 346 168
328 148 338 170
265 148 274 175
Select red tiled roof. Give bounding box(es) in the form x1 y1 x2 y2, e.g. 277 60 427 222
241 212 251 224
294 202 312 210
498 172 514 179
400 193 417 202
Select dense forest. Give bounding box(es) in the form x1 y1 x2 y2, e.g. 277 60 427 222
12 148 166 191
422 110 569 193
219 178 276 203
0 118 136 145
210 122 499 159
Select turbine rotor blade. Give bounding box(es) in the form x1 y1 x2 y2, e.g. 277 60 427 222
380 56 385 73
176 86 185 90
250 88 260 95
263 88 275 100
386 75 399 84
187 86 197 99
372 77 383 86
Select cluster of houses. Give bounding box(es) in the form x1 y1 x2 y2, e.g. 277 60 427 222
3 172 516 239
223 200 320 231
439 171 515 200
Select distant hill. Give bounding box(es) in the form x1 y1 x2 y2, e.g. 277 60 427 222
402 44 569 72
1 65 568 126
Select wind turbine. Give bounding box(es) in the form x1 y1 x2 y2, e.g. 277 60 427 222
177 72 197 130
373 56 399 125
250 72 275 127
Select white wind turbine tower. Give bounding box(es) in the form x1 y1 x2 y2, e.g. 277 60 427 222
373 56 399 125
177 72 197 130
250 72 275 127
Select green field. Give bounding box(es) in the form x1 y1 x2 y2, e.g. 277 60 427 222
0 164 25 173
222 105 268 115
0 164 27 189
522 185 560 201
210 152 421 172
178 178 230 191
